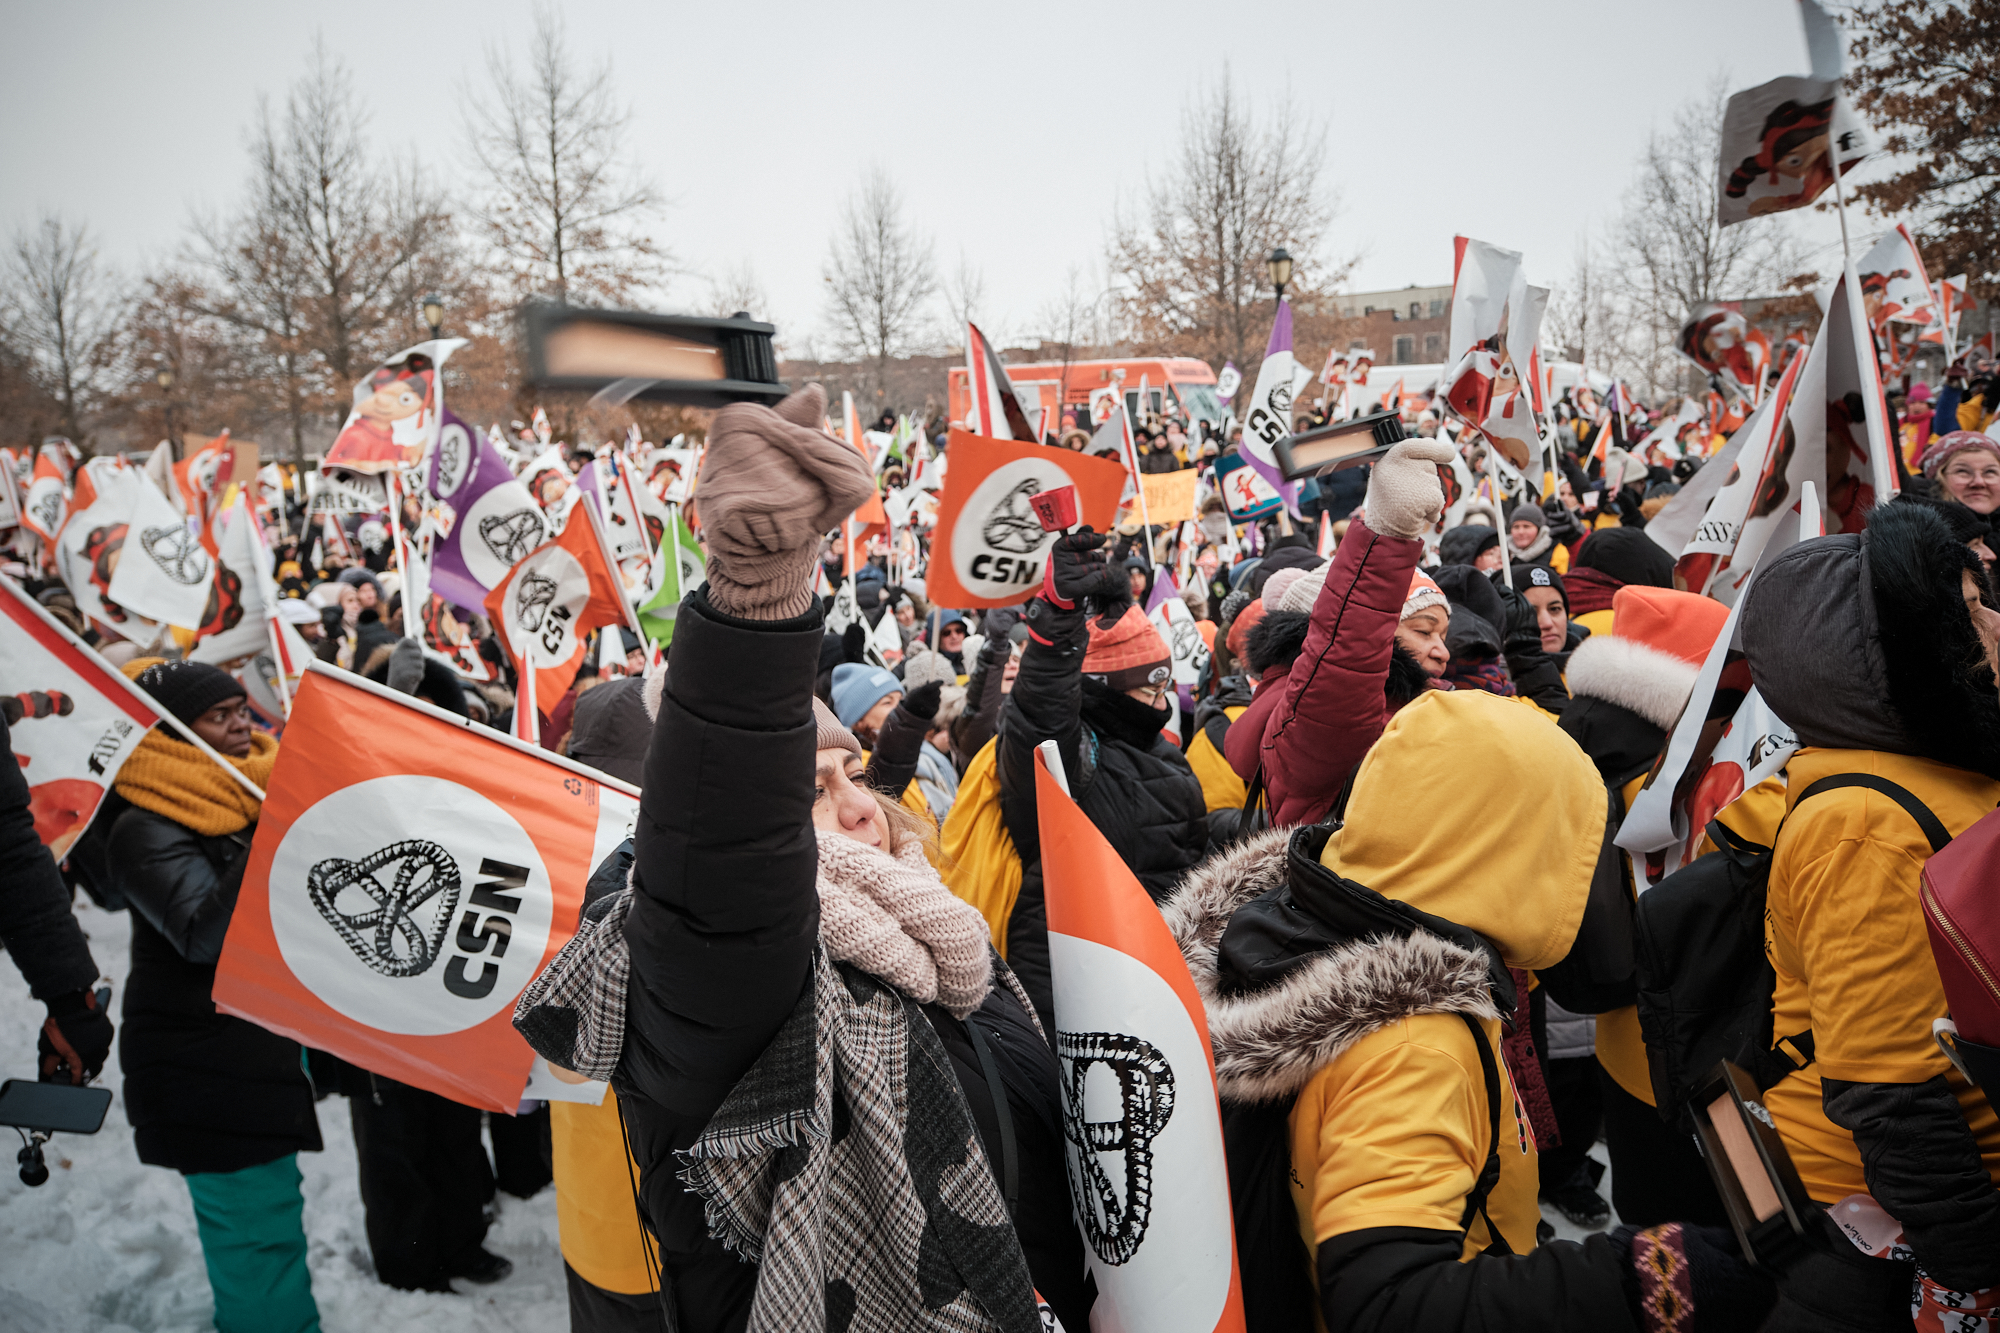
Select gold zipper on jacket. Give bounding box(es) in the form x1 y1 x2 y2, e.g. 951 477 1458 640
1923 879 2000 1009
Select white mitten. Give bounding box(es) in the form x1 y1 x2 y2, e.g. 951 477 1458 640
1363 439 1460 540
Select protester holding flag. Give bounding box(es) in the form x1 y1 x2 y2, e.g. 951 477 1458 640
995 531 1208 1026
105 659 321 1333
514 384 1089 1332
1739 503 2000 1321
1164 690 1778 1331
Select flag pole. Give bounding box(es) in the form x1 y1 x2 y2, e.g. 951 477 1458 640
386 471 421 642
1829 163 1901 495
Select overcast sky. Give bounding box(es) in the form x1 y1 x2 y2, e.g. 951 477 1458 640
4 0 1879 353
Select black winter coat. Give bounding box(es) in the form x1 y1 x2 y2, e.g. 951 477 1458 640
109 796 320 1174
614 589 1089 1333
0 714 99 1000
997 596 1208 1027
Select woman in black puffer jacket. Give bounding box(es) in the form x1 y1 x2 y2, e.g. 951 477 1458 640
996 537 1208 1029
110 660 321 1333
514 385 1089 1333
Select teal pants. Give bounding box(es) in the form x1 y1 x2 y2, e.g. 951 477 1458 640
183 1154 319 1333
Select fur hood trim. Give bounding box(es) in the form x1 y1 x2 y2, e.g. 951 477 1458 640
1164 828 1500 1104
1563 634 1699 731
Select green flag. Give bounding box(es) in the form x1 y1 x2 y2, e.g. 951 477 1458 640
637 509 704 645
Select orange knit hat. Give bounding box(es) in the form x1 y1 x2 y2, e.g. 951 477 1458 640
1610 586 1728 666
1402 569 1448 621
1083 605 1172 691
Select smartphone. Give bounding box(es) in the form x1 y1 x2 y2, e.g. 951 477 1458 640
0 1080 113 1135
1272 411 1409 481
522 305 787 408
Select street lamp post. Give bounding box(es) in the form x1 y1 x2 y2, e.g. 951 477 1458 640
1266 247 1293 307
155 367 177 460
421 293 444 340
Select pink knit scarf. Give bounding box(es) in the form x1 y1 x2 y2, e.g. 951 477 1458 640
815 832 992 1018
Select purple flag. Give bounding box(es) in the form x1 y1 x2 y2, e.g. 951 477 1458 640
426 406 550 610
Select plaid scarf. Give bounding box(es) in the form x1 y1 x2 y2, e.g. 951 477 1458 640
683 951 1041 1333
513 882 631 1081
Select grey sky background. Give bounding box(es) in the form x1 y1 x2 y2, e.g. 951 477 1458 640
3 0 1880 351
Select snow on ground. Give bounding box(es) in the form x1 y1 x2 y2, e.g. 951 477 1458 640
0 899 568 1333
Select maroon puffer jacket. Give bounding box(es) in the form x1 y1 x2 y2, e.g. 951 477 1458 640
1257 520 1424 826
1225 661 1295 782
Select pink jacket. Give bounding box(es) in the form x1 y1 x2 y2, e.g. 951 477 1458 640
1257 521 1424 826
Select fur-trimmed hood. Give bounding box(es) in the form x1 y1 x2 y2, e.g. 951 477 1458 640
1563 633 1699 730
1162 828 1499 1105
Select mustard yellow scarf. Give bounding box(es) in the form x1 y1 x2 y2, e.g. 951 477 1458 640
114 730 277 836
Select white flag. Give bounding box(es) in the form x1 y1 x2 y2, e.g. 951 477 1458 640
107 474 215 630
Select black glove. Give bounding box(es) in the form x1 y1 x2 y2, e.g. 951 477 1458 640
1542 497 1584 544
3 690 74 726
1492 581 1540 658
1617 1222 1776 1333
977 608 1020 664
841 622 866 663
900 680 944 721
1762 1210 1913 1332
39 988 112 1085
1041 526 1120 608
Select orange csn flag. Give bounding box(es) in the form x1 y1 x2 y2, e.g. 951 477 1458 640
926 430 1129 609
1035 746 1246 1333
213 664 639 1111
484 502 630 709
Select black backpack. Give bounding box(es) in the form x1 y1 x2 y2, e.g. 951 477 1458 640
1633 773 1950 1127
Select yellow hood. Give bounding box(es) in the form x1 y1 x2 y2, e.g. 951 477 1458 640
1320 690 1603 969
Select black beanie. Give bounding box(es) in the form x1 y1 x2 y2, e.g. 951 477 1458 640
1573 527 1674 589
134 660 247 725
1513 561 1570 612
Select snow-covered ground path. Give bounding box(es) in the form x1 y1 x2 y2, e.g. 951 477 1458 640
0 900 568 1333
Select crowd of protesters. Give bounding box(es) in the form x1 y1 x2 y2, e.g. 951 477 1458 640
6 345 2000 1333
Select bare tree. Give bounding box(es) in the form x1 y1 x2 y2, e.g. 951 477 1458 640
185 41 457 453
1034 266 1104 418
1544 238 1629 374
1608 79 1812 396
941 248 988 340
822 167 938 397
2 214 125 445
466 4 666 306
1109 71 1344 372
705 260 771 320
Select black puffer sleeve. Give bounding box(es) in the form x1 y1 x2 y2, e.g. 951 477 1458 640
1823 1075 2000 1292
1319 1227 1643 1332
619 588 824 1124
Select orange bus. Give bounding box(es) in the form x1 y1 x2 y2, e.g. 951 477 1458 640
947 355 1227 434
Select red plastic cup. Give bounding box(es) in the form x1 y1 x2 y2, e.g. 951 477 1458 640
1028 485 1079 532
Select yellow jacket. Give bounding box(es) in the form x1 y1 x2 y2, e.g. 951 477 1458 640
1172 692 1603 1288
551 1088 659 1296
939 738 1023 955
1185 704 1249 814
1762 747 2000 1202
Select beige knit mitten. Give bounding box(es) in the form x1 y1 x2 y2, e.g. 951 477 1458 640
695 384 876 619
1362 439 1459 540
